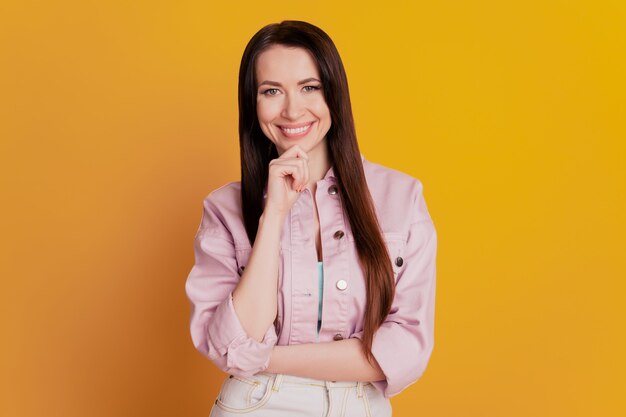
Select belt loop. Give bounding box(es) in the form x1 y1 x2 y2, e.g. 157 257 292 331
357 381 364 398
325 380 333 391
272 373 283 392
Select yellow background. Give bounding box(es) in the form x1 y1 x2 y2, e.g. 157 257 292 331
1 1 625 416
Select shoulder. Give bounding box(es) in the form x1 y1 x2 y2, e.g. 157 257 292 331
202 181 242 215
362 157 432 226
196 181 248 245
363 158 423 193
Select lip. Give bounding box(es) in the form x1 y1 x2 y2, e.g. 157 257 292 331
278 121 315 139
278 121 315 129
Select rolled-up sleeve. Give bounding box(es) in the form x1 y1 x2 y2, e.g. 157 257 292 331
351 185 437 398
185 196 278 377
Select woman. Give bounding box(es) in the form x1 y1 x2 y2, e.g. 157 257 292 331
185 20 437 416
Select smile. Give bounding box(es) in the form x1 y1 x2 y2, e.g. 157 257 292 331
279 122 314 138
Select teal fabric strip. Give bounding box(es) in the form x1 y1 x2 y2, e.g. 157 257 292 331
317 261 324 336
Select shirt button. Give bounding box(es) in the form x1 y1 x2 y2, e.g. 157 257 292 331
328 185 338 195
336 279 348 290
333 230 345 239
333 333 344 341
395 256 403 267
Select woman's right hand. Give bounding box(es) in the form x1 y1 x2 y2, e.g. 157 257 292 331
264 144 310 217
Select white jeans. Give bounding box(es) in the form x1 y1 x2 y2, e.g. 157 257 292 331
209 372 392 417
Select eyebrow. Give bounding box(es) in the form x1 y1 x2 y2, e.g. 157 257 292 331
258 77 321 88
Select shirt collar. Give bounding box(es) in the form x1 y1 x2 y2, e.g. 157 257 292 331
322 152 366 180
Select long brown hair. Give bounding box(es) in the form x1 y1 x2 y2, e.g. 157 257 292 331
237 20 394 366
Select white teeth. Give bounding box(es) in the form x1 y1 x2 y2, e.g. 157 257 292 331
281 123 311 134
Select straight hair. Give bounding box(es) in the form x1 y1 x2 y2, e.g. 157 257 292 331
237 20 395 366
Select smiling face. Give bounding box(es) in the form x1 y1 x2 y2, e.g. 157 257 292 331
255 44 332 156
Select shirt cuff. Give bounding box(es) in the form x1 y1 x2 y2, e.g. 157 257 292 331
351 325 433 398
206 291 278 377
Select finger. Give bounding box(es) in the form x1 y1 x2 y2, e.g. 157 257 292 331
280 144 309 161
300 161 309 190
269 160 304 191
290 157 307 191
287 157 307 192
274 153 308 191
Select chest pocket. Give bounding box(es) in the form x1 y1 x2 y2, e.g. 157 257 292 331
383 232 408 282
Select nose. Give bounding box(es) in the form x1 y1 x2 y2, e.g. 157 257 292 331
281 93 305 120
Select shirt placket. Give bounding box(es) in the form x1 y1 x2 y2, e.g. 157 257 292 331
287 187 316 344
288 178 351 344
316 178 351 342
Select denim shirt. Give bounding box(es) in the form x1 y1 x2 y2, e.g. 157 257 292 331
185 153 437 398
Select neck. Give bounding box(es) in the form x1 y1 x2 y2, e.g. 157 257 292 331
304 140 331 192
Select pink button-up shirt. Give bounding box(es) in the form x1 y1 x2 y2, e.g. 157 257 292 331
185 153 437 398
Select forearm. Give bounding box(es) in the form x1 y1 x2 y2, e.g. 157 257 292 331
231 210 284 342
266 338 385 382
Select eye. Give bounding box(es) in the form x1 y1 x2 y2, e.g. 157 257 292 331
303 85 321 92
261 88 280 96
